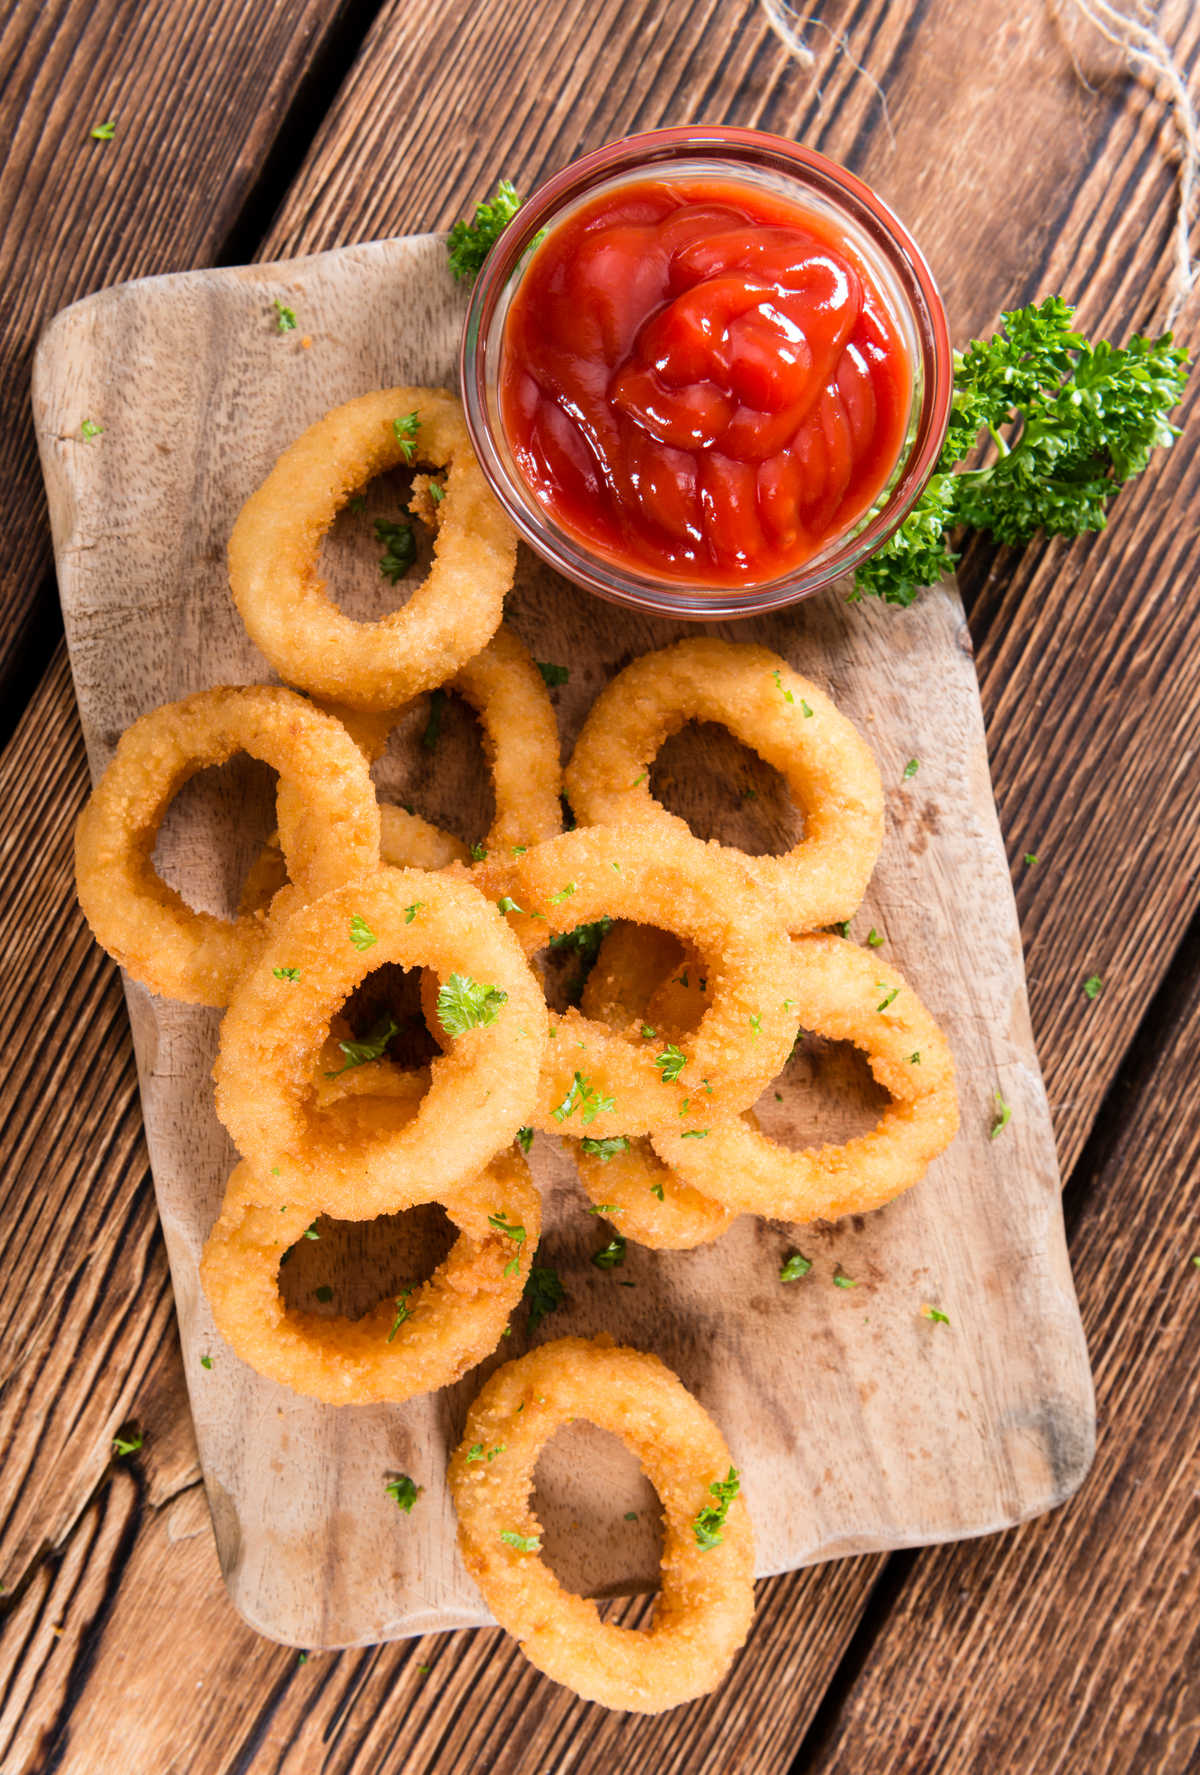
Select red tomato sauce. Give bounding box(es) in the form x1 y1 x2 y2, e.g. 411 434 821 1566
499 178 912 586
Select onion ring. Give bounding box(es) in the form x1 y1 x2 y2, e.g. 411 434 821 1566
281 624 563 862
573 1135 737 1250
200 1137 539 1406
652 934 958 1221
574 923 738 1248
449 1335 754 1712
241 804 469 916
228 387 516 710
213 866 547 1214
499 826 796 1137
564 638 883 932
74 685 381 1006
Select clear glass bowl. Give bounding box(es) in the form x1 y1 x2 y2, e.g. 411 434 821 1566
460 126 952 620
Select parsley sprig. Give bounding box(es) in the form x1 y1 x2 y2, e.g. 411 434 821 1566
448 180 523 282
854 298 1188 606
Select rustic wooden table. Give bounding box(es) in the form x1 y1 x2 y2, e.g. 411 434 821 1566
2 1 1197 1770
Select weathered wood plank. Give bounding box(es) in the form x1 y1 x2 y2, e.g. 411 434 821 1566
0 0 375 728
2 0 1198 1766
800 948 1200 1775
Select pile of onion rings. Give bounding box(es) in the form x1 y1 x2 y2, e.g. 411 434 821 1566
73 383 960 1714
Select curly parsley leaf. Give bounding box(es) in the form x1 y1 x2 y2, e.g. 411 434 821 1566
349 913 376 951
448 181 524 282
392 411 419 461
437 973 508 1037
853 298 1188 606
536 660 570 687
654 1044 687 1083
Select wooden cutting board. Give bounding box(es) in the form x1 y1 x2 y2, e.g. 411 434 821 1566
32 234 1094 1650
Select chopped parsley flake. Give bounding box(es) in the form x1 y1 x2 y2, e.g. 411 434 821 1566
780 1252 812 1282
524 1264 566 1331
631 770 648 787
376 516 416 582
903 758 919 779
654 1044 687 1082
650 1180 665 1200
588 1203 620 1215
90 120 116 140
497 896 522 916
199 1354 213 1369
592 1234 627 1270
466 1443 485 1463
908 1051 921 1064
923 1306 950 1324
387 1289 413 1342
437 973 508 1036
325 1012 398 1076
392 411 419 460
551 1070 613 1126
1024 853 1039 866
488 1213 527 1276
772 670 795 705
112 1431 142 1458
314 1285 333 1303
80 417 103 439
403 902 423 926
536 661 569 686
800 699 814 718
385 1474 421 1512
876 985 900 1013
471 842 488 860
422 687 445 751
550 882 577 903
273 299 297 332
429 482 445 503
832 1270 856 1289
1083 974 1104 1000
693 1467 739 1549
515 1125 534 1153
990 1090 1012 1139
866 929 883 948
680 1129 708 1139
273 966 300 982
349 914 376 951
499 1529 540 1552
581 1135 628 1162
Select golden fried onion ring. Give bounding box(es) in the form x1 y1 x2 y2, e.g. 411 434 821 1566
501 827 796 1137
200 1142 539 1406
449 1336 754 1712
652 935 959 1222
574 922 737 1249
285 624 563 860
74 685 381 1006
565 638 883 933
241 803 469 916
228 387 516 710
213 866 547 1214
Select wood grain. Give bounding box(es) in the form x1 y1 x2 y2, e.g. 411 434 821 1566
0 0 375 730
2 0 1198 1764
801 946 1200 1775
33 231 1089 1646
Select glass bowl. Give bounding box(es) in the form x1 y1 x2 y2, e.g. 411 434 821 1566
460 126 952 621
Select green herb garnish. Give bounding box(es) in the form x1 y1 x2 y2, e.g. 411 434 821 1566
854 298 1189 606
693 1468 739 1549
437 973 508 1036
447 180 523 282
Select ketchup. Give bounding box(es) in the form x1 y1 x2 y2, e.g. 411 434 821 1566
499 178 912 586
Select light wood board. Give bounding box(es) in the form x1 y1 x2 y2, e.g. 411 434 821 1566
32 233 1093 1649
